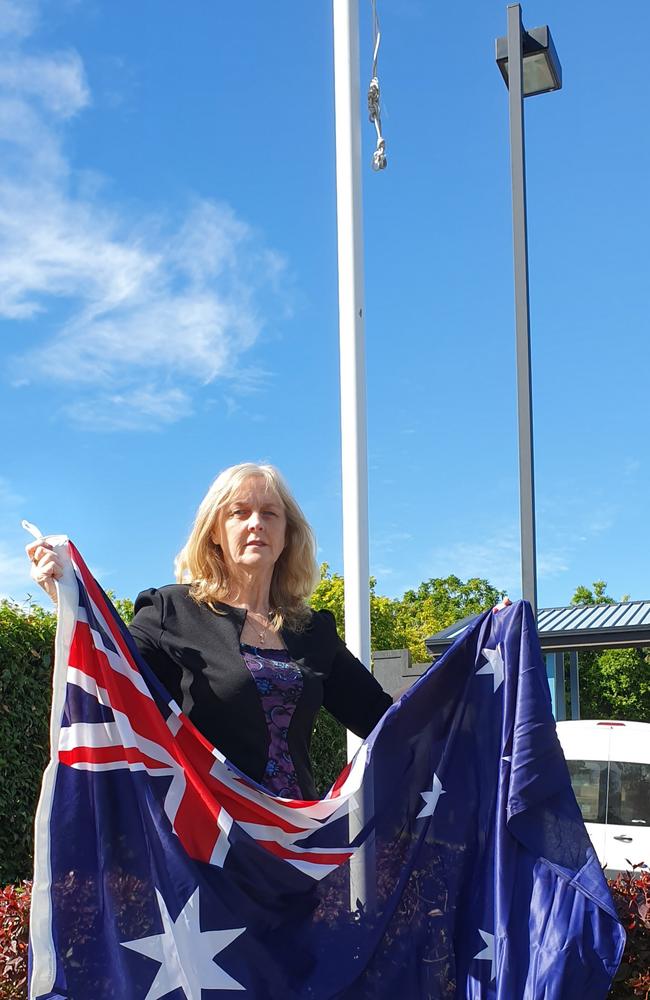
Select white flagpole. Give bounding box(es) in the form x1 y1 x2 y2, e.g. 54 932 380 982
332 0 370 716
332 0 375 914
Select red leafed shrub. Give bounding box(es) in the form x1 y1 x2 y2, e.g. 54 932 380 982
0 881 31 1000
608 865 650 999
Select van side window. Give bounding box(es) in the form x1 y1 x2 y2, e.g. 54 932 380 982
566 760 607 824
607 762 650 827
567 759 650 827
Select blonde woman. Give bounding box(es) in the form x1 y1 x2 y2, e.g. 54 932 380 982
27 463 393 800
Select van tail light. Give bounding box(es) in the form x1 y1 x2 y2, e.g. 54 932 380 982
596 721 625 726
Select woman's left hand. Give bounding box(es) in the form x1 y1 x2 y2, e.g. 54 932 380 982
492 597 512 613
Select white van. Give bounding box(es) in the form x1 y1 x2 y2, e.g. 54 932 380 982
556 720 650 875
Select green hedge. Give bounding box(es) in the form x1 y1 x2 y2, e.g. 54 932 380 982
311 709 347 796
0 601 56 884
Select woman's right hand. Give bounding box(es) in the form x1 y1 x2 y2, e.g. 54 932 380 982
26 540 63 605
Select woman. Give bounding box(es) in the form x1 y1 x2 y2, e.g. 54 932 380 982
27 462 393 801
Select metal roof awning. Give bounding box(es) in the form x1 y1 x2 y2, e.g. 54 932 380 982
425 601 650 658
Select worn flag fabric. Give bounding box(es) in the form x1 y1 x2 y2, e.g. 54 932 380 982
29 537 624 999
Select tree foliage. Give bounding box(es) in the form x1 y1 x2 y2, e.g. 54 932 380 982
572 580 615 606
395 576 503 663
310 565 502 663
106 592 134 625
571 581 650 723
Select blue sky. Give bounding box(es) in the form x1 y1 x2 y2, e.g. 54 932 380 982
1 0 648 613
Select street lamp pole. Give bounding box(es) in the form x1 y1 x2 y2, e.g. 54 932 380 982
497 3 562 614
506 2 538 615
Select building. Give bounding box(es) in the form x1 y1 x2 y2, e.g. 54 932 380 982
374 600 650 719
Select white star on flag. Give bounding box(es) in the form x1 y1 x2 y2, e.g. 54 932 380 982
121 887 245 998
477 645 505 692
416 772 445 819
474 928 496 980
345 791 363 816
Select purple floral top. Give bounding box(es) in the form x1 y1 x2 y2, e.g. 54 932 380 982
240 643 303 799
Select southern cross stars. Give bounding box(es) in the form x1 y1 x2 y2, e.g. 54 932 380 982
476 644 505 692
474 928 496 980
416 772 445 819
121 887 245 998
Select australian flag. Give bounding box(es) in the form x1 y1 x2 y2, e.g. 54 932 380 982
29 537 624 999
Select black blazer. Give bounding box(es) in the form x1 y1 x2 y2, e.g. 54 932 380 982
129 585 392 799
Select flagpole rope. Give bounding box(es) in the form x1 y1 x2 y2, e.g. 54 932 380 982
368 0 387 170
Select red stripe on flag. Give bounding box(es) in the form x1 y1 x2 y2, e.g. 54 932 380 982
275 795 321 808
69 542 146 677
69 624 174 752
171 726 309 833
59 746 171 770
329 759 353 796
170 782 224 863
209 780 308 833
257 840 353 865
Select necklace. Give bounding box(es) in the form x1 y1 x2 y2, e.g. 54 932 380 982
245 609 273 645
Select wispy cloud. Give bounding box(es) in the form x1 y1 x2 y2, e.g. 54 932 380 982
0 0 38 41
430 523 571 597
0 474 33 600
584 512 614 536
63 386 193 432
0 3 286 430
373 529 413 550
0 476 24 507
537 550 570 577
0 542 33 601
430 527 521 594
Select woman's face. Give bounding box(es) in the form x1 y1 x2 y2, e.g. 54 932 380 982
215 476 287 578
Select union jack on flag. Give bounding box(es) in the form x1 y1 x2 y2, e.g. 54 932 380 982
57 539 361 877
29 532 624 1000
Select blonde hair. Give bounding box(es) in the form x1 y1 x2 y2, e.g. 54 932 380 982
175 463 319 631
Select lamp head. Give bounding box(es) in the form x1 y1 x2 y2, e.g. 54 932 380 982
496 24 562 97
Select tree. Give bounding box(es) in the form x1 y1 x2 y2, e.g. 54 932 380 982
310 564 405 652
396 576 503 663
107 592 134 624
310 565 502 664
308 568 503 791
309 566 403 792
309 564 345 636
571 581 650 723
571 580 615 606
591 647 650 721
